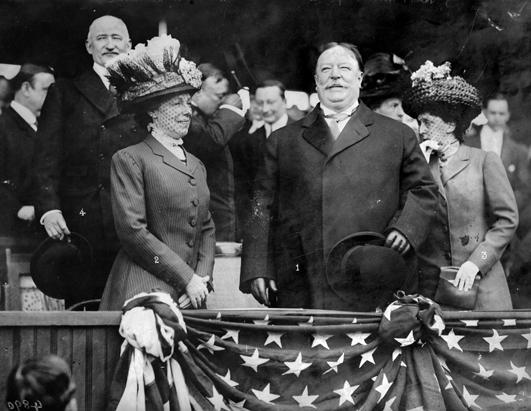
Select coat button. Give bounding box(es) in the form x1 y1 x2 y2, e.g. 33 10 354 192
187 239 194 247
98 153 105 160
100 124 106 131
98 183 104 190
191 198 199 206
189 178 196 186
189 217 197 227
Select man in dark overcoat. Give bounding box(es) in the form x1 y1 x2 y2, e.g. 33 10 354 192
33 16 142 305
240 43 438 310
0 64 55 236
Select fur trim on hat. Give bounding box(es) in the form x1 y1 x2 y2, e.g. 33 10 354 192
402 61 481 126
105 35 202 105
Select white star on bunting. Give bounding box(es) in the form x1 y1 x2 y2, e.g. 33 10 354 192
431 314 445 335
496 393 517 403
483 329 507 352
509 361 531 383
216 312 222 319
324 353 345 374
217 370 238 387
383 303 401 321
197 335 225 354
207 385 230 411
441 329 464 351
352 317 358 323
220 329 239 344
392 348 402 361
383 396 396 411
298 316 314 326
334 381 359 406
282 352 312 377
228 399 248 410
264 331 284 348
474 363 494 380
292 386 319 408
312 333 333 349
394 330 416 347
461 319 478 327
253 315 270 325
347 332 370 346
521 329 531 349
502 319 516 327
359 347 377 367
240 348 269 372
251 383 279 405
376 374 392 403
462 386 480 409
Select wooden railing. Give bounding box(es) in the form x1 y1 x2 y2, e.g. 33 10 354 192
0 312 122 411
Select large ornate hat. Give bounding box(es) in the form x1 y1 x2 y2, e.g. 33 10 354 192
105 35 202 109
402 60 481 126
361 53 411 101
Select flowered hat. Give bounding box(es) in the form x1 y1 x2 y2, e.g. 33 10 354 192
105 34 202 109
402 61 481 126
361 53 410 100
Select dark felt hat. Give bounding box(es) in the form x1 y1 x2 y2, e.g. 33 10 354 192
326 231 412 311
361 53 411 101
31 233 94 300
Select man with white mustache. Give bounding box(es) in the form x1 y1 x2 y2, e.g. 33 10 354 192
240 43 438 310
32 16 143 307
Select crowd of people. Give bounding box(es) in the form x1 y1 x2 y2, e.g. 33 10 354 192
1 14 530 314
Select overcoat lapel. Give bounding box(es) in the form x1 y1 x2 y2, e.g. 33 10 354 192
301 106 334 156
144 135 196 178
73 70 119 120
441 144 470 185
6 107 36 137
429 156 447 202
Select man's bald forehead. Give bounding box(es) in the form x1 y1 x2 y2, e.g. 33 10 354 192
87 15 129 40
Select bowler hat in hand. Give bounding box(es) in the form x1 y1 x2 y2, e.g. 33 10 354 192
326 231 413 311
31 233 94 300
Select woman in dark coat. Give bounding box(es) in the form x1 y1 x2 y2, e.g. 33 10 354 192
99 35 215 310
403 61 518 310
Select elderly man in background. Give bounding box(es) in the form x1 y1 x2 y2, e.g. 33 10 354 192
0 64 55 236
33 15 142 306
240 42 437 310
183 63 245 242
231 79 291 240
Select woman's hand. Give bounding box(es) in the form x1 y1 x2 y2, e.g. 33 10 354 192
454 261 480 291
183 274 210 309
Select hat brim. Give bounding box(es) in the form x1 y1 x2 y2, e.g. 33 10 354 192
121 83 198 113
31 233 93 300
402 76 481 125
326 231 385 273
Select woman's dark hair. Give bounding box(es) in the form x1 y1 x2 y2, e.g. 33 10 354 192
5 355 76 411
421 102 469 142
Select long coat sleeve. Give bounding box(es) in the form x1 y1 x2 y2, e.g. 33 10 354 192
241 103 438 310
99 135 215 310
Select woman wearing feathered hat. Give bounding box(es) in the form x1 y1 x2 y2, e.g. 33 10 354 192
99 35 215 310
403 61 518 310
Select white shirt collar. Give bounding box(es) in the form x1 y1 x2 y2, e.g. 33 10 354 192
480 124 504 156
151 128 187 161
320 100 359 118
10 100 37 130
264 113 289 137
93 63 110 89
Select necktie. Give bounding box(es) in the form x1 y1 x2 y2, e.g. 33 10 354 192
324 112 353 139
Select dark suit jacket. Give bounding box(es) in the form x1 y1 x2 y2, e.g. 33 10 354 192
0 106 37 234
33 70 143 300
240 103 438 310
183 106 244 241
99 135 215 310
464 125 530 210
230 119 294 240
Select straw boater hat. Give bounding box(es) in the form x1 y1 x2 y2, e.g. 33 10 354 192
105 34 202 110
361 52 411 102
402 60 481 127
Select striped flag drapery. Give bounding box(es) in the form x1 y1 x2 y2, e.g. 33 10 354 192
108 292 531 410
